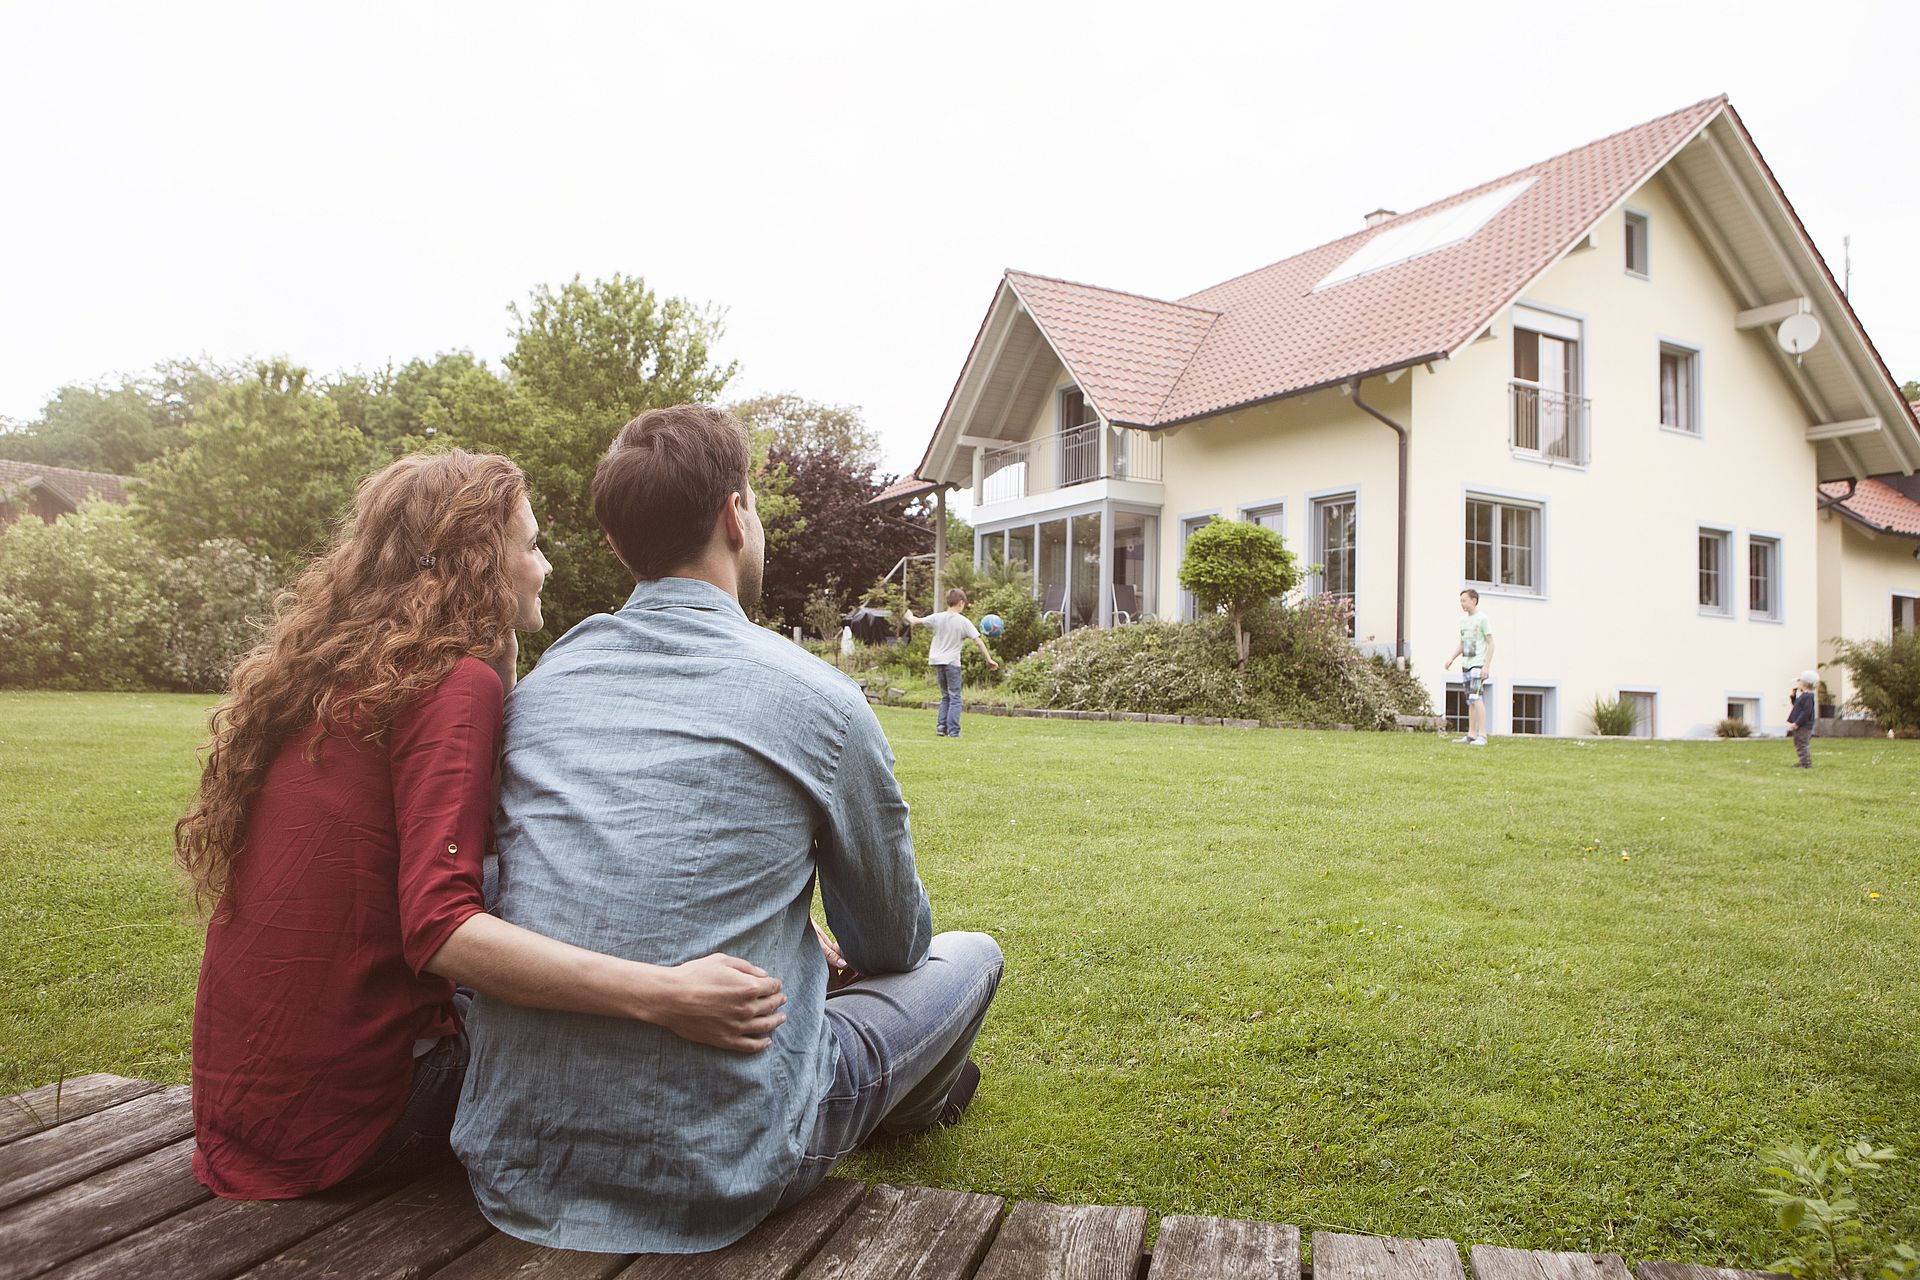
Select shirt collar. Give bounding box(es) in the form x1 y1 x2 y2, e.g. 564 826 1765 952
622 577 749 621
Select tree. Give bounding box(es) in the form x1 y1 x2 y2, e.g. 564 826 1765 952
505 275 736 418
133 361 370 571
1834 630 1920 734
730 393 880 467
760 444 930 629
0 360 227 475
1177 519 1301 664
1901 379 1919 403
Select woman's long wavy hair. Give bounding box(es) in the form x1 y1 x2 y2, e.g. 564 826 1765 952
176 449 528 910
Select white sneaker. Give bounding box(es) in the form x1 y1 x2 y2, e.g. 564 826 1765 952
1468 737 1488 746
1453 735 1472 744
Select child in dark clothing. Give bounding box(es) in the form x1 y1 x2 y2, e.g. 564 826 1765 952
1786 669 1817 769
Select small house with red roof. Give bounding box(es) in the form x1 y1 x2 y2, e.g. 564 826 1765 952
908 97 1920 737
0 460 133 526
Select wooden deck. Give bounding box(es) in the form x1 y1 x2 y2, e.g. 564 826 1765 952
0 1074 1777 1280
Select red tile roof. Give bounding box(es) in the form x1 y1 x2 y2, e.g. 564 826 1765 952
998 97 1727 429
0 459 133 510
1820 478 1920 538
868 476 944 507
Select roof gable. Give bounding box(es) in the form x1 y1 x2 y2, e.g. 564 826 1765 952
0 460 133 510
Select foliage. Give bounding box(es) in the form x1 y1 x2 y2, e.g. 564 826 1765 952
1834 631 1920 735
504 274 736 419
801 580 847 641
0 504 278 692
0 361 225 475
1756 1141 1917 1280
132 361 370 571
1006 599 1428 727
1591 695 1637 736
0 505 174 689
1717 717 1755 739
1176 519 1300 664
731 393 880 467
759 441 930 629
1901 379 1919 403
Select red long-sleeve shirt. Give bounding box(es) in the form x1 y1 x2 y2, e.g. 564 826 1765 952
191 657 501 1198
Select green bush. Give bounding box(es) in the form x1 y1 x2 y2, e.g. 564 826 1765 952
1176 519 1299 664
1716 717 1755 739
0 503 280 691
1003 598 1431 728
1835 630 1920 735
1590 696 1637 736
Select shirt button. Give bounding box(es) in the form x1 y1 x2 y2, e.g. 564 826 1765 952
447 843 459 854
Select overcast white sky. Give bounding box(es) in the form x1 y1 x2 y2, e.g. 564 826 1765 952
2 0 1915 479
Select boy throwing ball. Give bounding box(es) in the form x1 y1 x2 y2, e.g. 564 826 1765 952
905 588 998 738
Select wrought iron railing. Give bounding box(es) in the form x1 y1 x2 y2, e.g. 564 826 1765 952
1508 382 1590 466
978 424 1163 504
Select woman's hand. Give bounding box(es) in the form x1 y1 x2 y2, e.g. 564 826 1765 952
813 919 861 991
651 953 788 1052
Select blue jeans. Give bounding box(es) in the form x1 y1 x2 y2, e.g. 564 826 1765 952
935 663 963 736
772 931 1003 1210
343 991 471 1186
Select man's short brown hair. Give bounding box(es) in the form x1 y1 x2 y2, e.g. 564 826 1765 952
593 405 751 581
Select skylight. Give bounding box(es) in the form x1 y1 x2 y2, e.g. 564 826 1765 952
1313 177 1537 292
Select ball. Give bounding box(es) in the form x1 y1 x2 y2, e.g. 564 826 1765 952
980 614 1005 638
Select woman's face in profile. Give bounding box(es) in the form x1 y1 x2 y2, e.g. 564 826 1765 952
506 497 551 631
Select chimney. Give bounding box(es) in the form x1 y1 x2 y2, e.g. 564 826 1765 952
1364 208 1397 228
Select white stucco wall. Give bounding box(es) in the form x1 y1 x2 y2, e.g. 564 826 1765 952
1818 511 1920 709
1410 175 1820 736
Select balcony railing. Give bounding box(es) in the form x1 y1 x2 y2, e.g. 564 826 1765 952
1509 382 1590 466
979 423 1163 505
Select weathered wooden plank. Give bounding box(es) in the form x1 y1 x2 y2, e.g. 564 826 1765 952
1637 1265 1785 1280
0 1086 193 1211
0 1076 162 1147
972 1200 1149 1280
0 1137 208 1280
40 1175 392 1280
794 1183 1004 1280
236 1162 491 1279
1313 1232 1466 1280
614 1178 869 1280
1149 1215 1300 1280
1470 1247 1631 1280
430 1233 632 1280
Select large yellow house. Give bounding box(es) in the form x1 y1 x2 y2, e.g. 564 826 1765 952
908 96 1920 738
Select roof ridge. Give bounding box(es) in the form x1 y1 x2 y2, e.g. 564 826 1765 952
1176 93 1729 305
1005 268 1220 317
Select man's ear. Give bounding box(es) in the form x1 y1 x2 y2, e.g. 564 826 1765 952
720 491 748 551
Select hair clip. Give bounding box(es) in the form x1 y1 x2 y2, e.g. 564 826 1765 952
419 554 437 568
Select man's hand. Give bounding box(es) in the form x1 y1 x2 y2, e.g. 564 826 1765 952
813 919 861 991
652 954 787 1052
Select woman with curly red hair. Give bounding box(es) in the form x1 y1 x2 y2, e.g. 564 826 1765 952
180 449 786 1198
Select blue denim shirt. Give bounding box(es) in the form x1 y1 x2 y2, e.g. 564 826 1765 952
451 578 931 1254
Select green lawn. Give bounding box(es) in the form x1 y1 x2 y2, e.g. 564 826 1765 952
4 692 1918 1262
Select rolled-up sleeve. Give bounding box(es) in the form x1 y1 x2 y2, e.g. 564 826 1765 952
816 702 932 976
389 659 502 974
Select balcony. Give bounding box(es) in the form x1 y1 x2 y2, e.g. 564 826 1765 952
977 423 1163 506
1509 381 1590 467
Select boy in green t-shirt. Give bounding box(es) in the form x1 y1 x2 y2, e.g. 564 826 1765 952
1442 588 1495 746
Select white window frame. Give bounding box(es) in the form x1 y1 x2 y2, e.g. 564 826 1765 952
1618 688 1659 739
1624 208 1651 279
1443 682 1471 735
1893 592 1920 637
1725 694 1763 731
1509 684 1555 736
1509 302 1590 469
1747 532 1783 623
1177 510 1220 621
1463 489 1545 598
1658 339 1703 437
1698 526 1734 618
1307 487 1360 635
1239 498 1287 544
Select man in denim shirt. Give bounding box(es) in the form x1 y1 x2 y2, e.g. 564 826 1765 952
453 405 1003 1255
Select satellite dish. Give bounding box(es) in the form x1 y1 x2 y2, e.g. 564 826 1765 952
1777 312 1821 364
